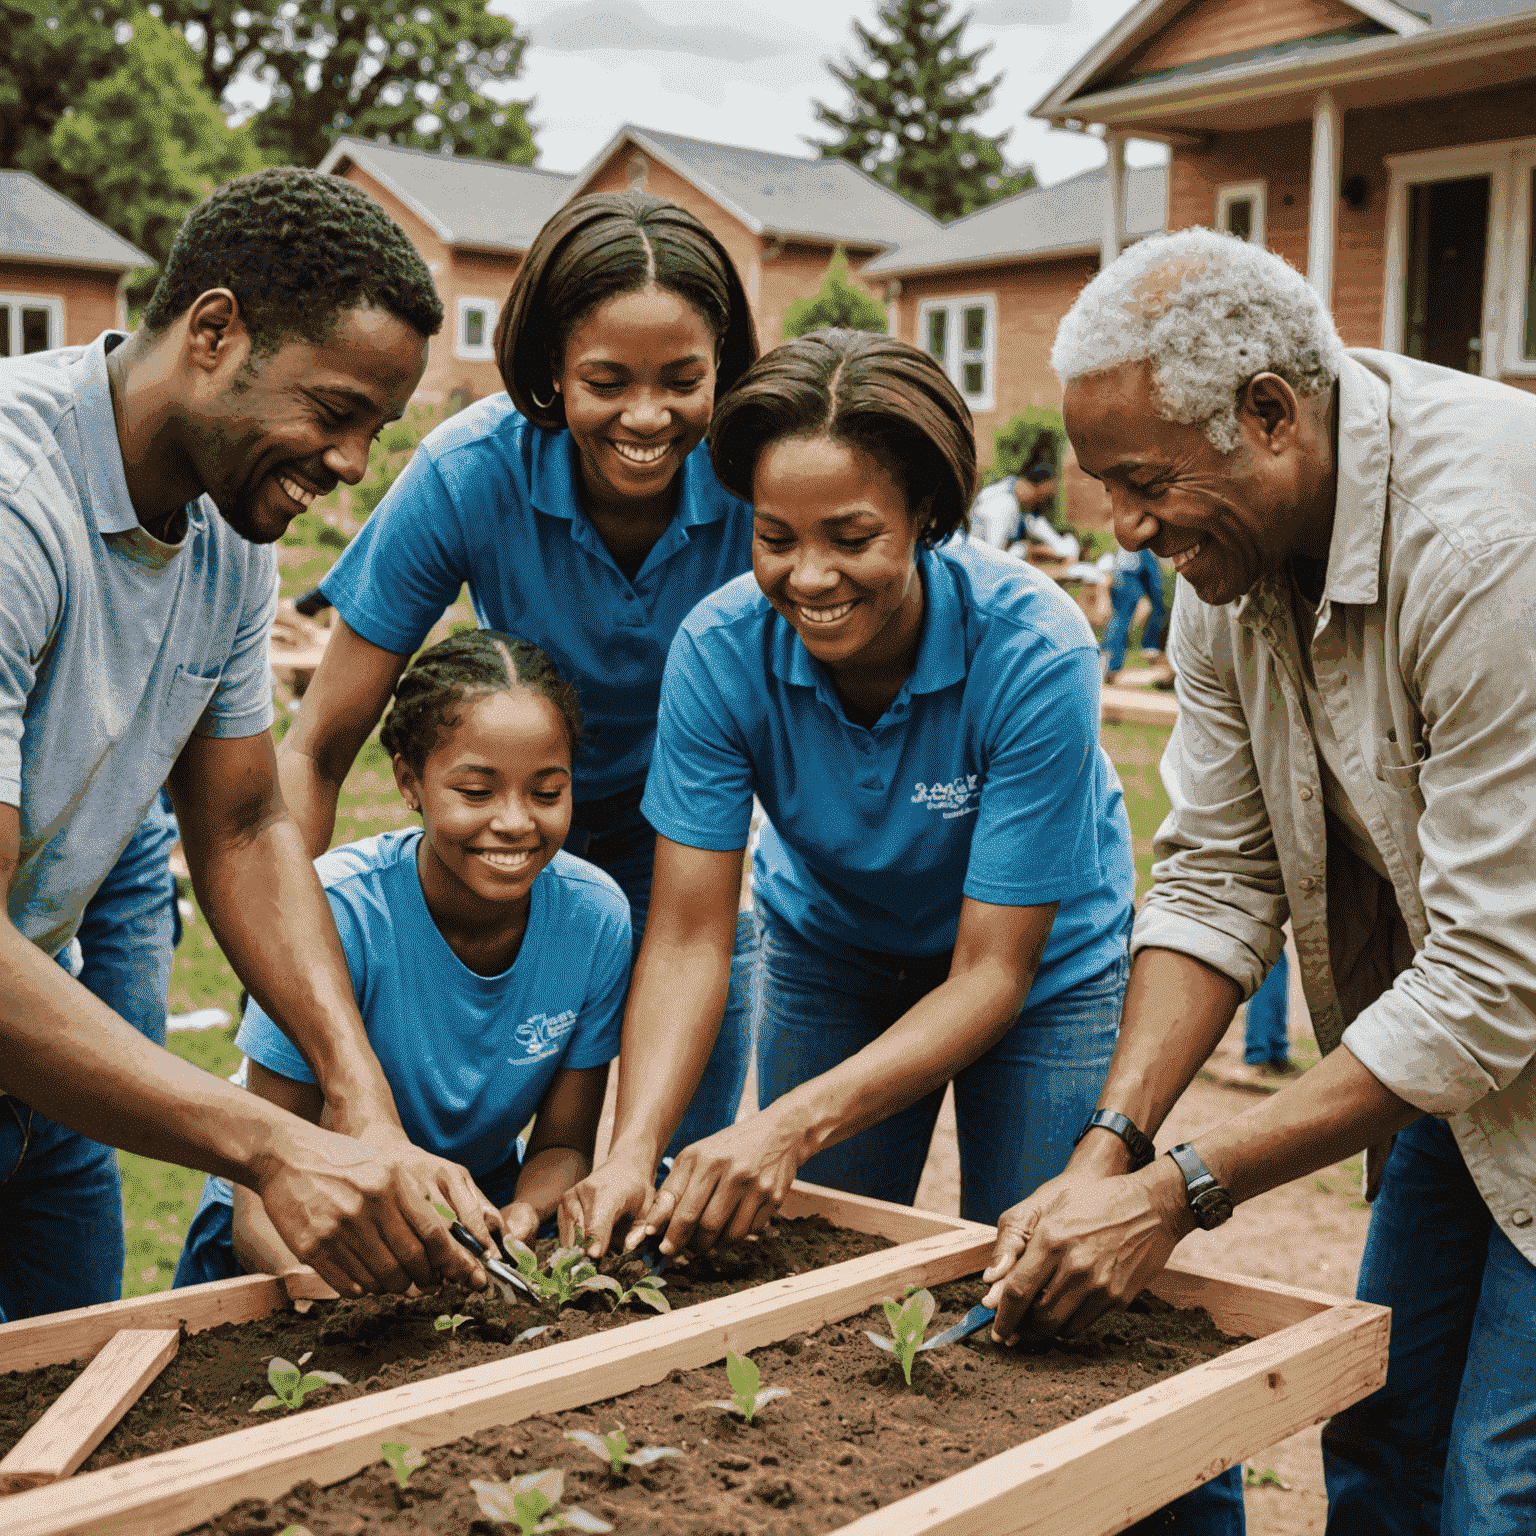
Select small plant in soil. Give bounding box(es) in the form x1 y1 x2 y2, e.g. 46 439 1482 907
470 1468 612 1533
583 1269 672 1315
865 1286 937 1385
251 1356 350 1412
434 1313 472 1334
705 1350 790 1423
380 1441 427 1489
564 1425 682 1476
506 1241 614 1311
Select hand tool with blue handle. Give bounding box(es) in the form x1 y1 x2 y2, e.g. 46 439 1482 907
918 1303 996 1351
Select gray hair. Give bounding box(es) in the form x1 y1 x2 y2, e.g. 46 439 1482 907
1051 228 1345 453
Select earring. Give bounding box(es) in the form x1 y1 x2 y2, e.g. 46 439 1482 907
529 384 557 411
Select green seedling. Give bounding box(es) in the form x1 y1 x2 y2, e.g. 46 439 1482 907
505 1240 615 1311
582 1269 671 1315
564 1425 682 1476
434 1313 472 1334
276 1527 315 1536
865 1286 937 1385
381 1441 427 1490
470 1469 612 1533
705 1349 790 1423
251 1356 350 1412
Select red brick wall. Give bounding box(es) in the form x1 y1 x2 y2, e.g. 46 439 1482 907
0 260 126 346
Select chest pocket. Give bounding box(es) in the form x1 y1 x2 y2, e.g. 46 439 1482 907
151 665 222 762
1374 734 1425 792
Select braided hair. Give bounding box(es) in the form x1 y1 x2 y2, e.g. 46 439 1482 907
380 630 583 776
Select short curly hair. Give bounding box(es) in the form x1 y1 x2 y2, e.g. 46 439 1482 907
1052 228 1345 453
143 167 443 354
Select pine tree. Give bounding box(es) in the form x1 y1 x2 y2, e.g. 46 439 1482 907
812 0 1034 223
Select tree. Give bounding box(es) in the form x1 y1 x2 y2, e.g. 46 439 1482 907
156 0 537 168
782 247 888 338
812 0 1035 224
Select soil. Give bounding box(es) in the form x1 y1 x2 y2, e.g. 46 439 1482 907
193 1281 1249 1536
0 1218 891 1476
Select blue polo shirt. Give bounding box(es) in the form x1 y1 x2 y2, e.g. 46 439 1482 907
236 830 630 1181
320 396 754 802
642 539 1134 1003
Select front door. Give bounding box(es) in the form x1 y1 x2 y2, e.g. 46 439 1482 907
1404 175 1490 374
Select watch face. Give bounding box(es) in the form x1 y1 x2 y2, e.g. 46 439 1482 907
1191 1188 1235 1230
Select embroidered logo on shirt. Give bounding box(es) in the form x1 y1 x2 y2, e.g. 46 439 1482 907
511 1010 577 1063
911 774 982 819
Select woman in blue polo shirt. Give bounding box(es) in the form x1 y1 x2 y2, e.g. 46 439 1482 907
278 191 760 1156
175 631 630 1285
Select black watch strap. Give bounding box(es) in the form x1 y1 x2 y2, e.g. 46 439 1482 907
1167 1142 1235 1230
1073 1109 1155 1171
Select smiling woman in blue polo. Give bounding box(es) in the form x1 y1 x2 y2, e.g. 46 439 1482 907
562 329 1135 1254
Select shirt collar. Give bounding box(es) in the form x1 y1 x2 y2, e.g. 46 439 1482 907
73 332 143 537
528 428 738 530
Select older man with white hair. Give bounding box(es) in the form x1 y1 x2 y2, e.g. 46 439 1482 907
980 227 1536 1534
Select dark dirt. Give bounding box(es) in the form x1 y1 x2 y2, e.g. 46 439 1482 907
192 1284 1249 1536
0 1218 890 1475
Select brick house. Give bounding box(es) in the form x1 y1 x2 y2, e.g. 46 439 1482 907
1034 0 1536 393
318 138 574 407
0 171 149 355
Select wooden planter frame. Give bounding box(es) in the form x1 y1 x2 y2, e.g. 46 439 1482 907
0 1182 1388 1536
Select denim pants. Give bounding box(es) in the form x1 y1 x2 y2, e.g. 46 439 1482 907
565 784 756 1159
1242 959 1291 1065
1322 1114 1536 1534
1103 549 1170 673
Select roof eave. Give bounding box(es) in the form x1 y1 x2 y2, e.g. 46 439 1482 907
0 250 150 273
868 232 1166 281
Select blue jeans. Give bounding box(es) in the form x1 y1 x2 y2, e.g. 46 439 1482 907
1322 1114 1536 1534
1104 549 1169 672
567 784 756 1159
1243 959 1290 1065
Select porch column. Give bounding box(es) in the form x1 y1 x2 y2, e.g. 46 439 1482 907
1103 132 1127 268
1307 90 1342 309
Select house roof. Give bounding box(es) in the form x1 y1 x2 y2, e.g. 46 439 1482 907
565 125 940 248
0 171 150 273
317 139 575 255
864 164 1166 279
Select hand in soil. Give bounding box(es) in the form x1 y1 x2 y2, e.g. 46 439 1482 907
557 1143 656 1258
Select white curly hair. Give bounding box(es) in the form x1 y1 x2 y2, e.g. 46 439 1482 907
1051 228 1346 453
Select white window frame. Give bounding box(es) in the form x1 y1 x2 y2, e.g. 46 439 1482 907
1215 180 1267 246
0 293 64 356
1381 136 1536 379
916 293 996 412
455 296 498 362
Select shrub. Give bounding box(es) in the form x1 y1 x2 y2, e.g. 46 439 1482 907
782 247 888 338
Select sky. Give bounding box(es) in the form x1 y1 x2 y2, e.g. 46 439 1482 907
495 0 1167 189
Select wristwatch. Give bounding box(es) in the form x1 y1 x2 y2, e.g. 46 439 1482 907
1073 1109 1155 1171
1167 1143 1234 1230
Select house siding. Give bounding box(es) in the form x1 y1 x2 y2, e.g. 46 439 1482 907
0 260 125 346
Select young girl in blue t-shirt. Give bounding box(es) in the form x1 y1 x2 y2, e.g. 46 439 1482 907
173 630 630 1287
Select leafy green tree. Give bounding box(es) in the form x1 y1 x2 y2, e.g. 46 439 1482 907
812 0 1035 223
156 0 537 168
782 247 888 338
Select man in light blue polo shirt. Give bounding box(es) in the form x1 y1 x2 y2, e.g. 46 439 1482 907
0 168 500 1317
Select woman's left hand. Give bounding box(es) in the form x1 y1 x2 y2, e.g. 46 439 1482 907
639 1114 804 1256
499 1199 543 1246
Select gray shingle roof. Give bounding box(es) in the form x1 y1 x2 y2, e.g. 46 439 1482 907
0 171 150 271
864 163 1166 279
570 126 940 248
317 139 575 254
1412 0 1536 22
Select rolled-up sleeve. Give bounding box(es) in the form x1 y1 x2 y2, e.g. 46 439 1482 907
1131 581 1289 998
1343 537 1536 1114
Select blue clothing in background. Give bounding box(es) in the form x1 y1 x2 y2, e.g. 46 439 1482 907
320 398 753 804
1103 547 1169 673
643 539 1134 1002
1243 958 1291 1066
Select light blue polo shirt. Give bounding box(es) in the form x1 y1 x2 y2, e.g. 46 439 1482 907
642 539 1134 1003
236 830 629 1180
0 334 278 959
320 396 754 802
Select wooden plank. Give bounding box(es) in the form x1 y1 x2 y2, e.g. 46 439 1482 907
1146 1257 1342 1338
0 1277 283 1375
1101 685 1178 728
832 1296 1390 1535
0 1331 180 1495
778 1180 990 1243
0 1225 995 1536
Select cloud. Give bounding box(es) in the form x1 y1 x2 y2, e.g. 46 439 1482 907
532 0 806 61
972 0 1076 23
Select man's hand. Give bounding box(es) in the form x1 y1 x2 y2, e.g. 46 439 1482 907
501 1200 542 1246
347 1118 503 1256
558 1142 657 1257
981 1157 1191 1341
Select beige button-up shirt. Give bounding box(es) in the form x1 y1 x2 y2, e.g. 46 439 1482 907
1133 348 1536 1260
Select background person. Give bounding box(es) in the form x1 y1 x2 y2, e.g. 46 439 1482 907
279 191 762 1160
0 168 501 1318
980 228 1536 1535
1101 546 1170 685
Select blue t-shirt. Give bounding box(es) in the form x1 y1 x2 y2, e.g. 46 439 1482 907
320 397 754 801
642 538 1134 1003
236 829 630 1180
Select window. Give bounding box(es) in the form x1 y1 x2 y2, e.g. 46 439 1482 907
0 294 63 357
1216 181 1267 246
917 295 995 411
455 297 498 362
